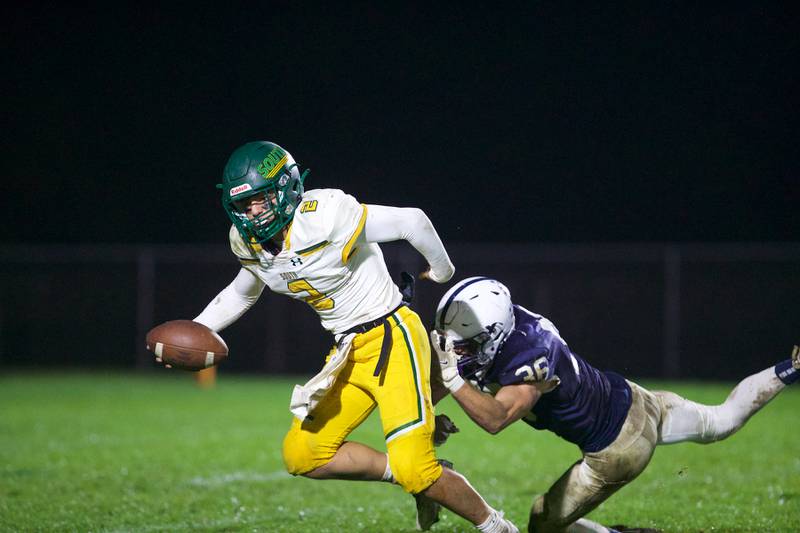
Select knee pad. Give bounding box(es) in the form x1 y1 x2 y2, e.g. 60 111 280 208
282 423 332 476
389 453 442 494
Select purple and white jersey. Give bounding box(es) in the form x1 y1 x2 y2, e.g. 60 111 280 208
479 305 632 452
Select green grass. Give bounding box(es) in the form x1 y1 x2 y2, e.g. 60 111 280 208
0 372 797 532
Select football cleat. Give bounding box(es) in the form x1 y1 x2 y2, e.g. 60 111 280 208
494 510 520 533
414 459 453 530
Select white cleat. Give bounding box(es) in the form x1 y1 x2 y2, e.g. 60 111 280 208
478 510 520 533
496 511 520 533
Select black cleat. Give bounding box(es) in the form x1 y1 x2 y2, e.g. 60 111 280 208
414 459 453 530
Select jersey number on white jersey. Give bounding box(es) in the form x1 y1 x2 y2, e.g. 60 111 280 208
288 278 335 310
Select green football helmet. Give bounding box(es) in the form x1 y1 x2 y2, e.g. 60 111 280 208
218 141 309 245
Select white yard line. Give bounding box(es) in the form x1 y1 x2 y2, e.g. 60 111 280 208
187 469 290 487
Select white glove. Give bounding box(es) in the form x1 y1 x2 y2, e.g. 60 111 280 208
430 330 465 393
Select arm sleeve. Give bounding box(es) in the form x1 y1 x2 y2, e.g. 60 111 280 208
363 204 455 283
193 267 266 332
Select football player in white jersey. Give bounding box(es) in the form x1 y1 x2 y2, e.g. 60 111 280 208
188 141 518 533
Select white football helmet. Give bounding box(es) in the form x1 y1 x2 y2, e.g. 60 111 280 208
434 277 515 379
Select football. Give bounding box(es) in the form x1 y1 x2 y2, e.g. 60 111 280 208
145 320 228 371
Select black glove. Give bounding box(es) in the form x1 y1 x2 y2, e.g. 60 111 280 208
399 271 415 305
433 413 460 446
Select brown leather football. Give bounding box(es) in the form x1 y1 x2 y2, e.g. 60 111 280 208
145 320 228 371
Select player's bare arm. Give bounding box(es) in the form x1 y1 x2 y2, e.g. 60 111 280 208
432 328 540 434
451 382 540 435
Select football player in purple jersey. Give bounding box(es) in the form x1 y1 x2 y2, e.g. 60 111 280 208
429 277 799 533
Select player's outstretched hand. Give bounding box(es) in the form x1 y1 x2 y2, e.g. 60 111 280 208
433 413 460 446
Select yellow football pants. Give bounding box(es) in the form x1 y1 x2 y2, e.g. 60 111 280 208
282 306 442 494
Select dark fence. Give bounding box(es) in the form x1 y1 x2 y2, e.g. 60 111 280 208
1 242 798 380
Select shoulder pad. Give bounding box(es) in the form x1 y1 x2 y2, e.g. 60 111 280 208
289 189 366 262
228 225 259 263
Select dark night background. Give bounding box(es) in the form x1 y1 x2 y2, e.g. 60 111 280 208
3 2 798 245
1 3 798 378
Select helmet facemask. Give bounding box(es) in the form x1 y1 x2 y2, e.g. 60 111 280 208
452 322 506 380
225 169 306 244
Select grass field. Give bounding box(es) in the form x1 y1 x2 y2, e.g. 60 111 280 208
1 372 797 532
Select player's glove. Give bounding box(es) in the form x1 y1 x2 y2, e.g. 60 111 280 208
433 413 460 446
430 330 465 393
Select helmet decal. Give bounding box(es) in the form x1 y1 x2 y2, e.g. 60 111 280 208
257 147 288 179
229 183 253 196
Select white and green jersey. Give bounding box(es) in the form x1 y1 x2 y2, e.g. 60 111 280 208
229 188 403 334
194 187 454 335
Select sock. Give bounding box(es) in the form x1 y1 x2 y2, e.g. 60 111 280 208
477 509 507 532
775 359 799 385
381 454 395 483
